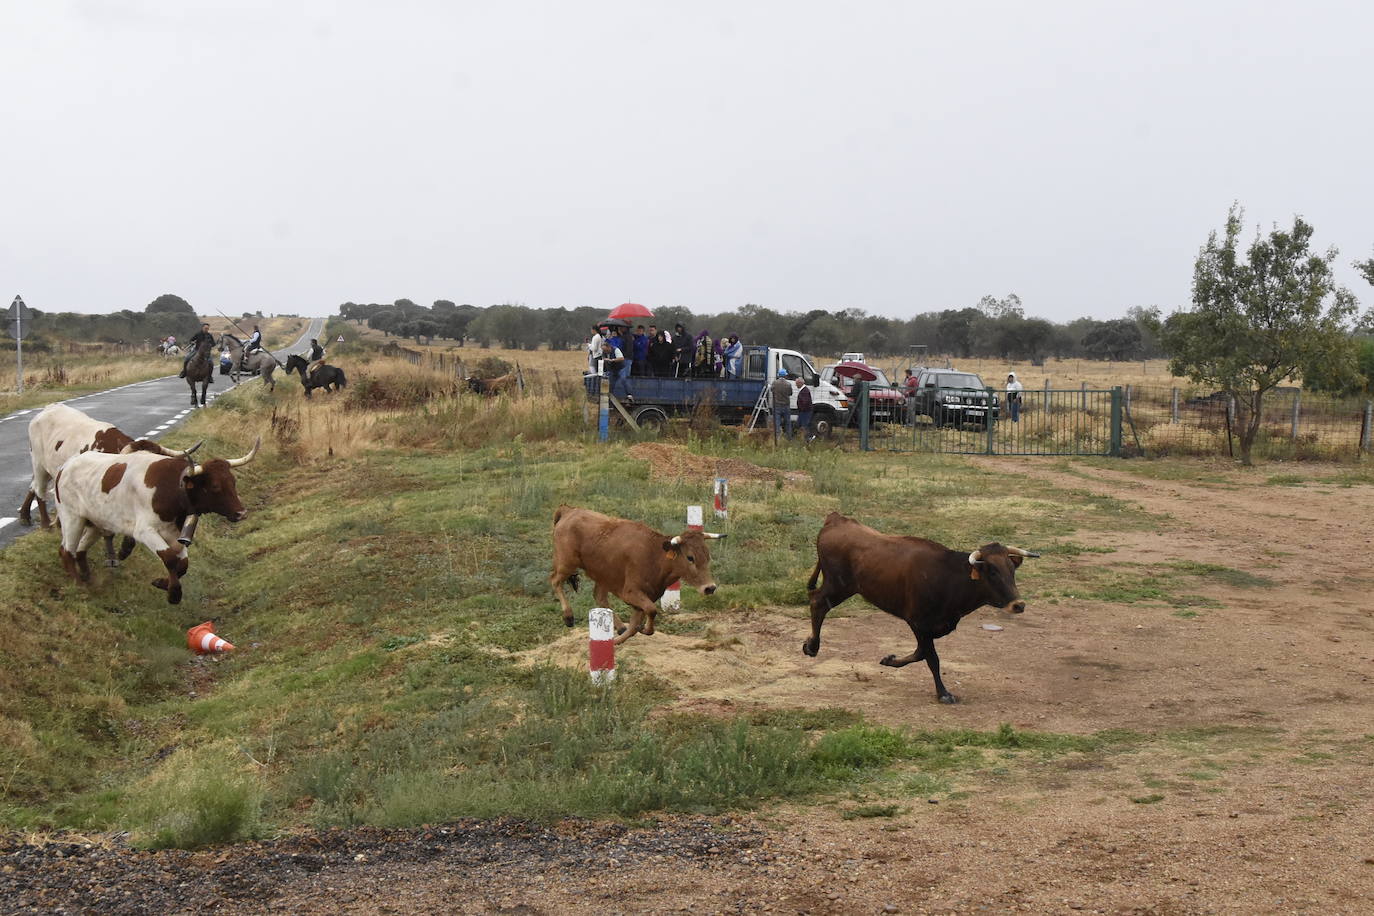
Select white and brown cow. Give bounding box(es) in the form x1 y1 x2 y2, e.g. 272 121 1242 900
53 439 260 604
549 505 725 644
21 403 189 566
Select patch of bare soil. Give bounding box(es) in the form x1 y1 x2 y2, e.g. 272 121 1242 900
10 461 1374 914
628 442 810 487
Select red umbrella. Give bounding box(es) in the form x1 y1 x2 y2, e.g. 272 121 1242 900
831 360 879 382
608 302 653 320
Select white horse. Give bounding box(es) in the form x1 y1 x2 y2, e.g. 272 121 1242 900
218 333 280 390
159 342 181 358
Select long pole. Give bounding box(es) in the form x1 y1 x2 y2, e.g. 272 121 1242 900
15 333 22 394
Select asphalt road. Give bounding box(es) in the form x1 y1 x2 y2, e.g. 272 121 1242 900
0 316 325 550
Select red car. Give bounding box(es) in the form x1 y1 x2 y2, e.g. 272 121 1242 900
820 361 905 424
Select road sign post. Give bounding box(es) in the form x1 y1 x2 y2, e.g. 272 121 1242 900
8 295 32 394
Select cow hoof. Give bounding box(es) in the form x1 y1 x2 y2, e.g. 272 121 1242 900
168 591 182 604
106 559 119 568
615 625 627 636
938 694 959 705
802 639 818 657
880 654 897 666
152 577 169 591
563 616 575 628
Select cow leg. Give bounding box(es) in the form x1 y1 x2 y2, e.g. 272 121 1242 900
550 567 578 627
72 525 101 581
117 536 136 561
139 529 188 604
802 579 853 658
614 592 658 644
57 518 89 581
103 534 119 567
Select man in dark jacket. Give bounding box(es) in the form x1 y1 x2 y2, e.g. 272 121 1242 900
794 374 814 441
770 370 794 444
672 323 693 377
179 323 216 380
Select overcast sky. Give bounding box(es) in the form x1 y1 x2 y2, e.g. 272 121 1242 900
3 1 1371 323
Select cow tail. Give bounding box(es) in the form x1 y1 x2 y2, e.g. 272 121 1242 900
806 558 822 592
553 505 566 527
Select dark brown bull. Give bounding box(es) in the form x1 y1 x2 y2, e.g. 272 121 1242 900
549 505 724 644
466 373 520 396
803 512 1039 704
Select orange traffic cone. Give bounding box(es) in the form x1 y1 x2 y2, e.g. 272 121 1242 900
187 621 235 655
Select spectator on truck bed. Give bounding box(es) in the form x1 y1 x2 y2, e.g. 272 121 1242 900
648 330 675 377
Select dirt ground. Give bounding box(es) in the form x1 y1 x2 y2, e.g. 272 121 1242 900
7 459 1374 914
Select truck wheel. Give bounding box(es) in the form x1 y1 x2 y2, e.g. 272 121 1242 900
632 406 669 433
812 411 835 439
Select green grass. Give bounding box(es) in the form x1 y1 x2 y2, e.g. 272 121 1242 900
0 384 1312 845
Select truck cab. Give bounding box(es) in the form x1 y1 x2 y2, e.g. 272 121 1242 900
741 346 850 436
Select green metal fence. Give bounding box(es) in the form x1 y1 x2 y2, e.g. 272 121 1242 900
855 382 1123 456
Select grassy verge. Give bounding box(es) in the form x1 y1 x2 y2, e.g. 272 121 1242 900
0 356 1277 846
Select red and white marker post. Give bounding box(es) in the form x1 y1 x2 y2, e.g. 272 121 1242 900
713 478 728 520
588 607 616 684
661 506 705 613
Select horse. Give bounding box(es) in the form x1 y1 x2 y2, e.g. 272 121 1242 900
285 354 347 399
158 342 181 358
184 337 214 406
218 333 280 391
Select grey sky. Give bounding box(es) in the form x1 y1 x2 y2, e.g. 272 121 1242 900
3 0 1370 322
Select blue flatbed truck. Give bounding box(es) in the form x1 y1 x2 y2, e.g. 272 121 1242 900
584 344 850 436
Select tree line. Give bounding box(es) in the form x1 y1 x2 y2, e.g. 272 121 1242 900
2 294 206 352
340 296 1167 364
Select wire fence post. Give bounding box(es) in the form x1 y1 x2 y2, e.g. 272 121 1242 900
858 380 870 451
1171 387 1180 424
1362 401 1373 453
1080 381 1087 411
1290 388 1301 441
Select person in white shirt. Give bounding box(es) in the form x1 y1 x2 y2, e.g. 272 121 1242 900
587 326 604 373
1006 372 1024 423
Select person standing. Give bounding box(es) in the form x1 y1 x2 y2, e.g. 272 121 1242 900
648 329 674 377
587 326 604 373
721 334 743 378
1006 371 1024 423
794 374 814 441
770 369 794 444
631 325 649 376
673 323 693 377
903 368 920 426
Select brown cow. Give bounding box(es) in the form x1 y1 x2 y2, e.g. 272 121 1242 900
804 512 1039 704
549 505 724 644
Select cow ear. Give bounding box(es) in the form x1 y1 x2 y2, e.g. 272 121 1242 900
1009 554 1024 568
661 539 678 555
969 566 981 581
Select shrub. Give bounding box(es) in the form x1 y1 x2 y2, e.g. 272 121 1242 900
127 743 263 849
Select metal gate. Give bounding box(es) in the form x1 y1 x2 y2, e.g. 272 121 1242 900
855 383 1123 456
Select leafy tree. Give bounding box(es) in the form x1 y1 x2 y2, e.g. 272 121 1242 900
1161 205 1358 465
145 294 196 316
1080 318 1143 361
976 293 1023 319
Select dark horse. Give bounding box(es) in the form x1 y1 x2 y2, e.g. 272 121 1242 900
185 337 214 406
285 354 347 399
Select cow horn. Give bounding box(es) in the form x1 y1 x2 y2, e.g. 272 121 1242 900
1006 546 1041 558
702 532 726 540
968 549 984 565
670 535 683 546
180 440 204 458
226 437 261 468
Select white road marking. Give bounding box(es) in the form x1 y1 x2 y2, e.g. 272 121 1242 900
0 517 17 529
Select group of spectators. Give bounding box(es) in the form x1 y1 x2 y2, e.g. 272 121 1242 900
586 323 744 381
